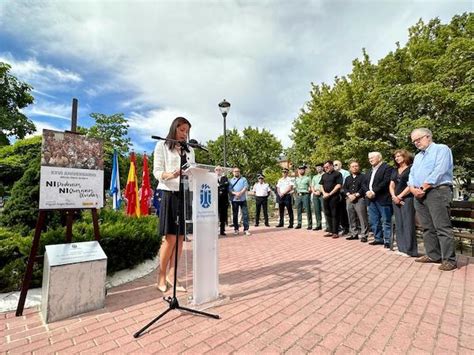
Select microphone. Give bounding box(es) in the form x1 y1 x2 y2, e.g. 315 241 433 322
188 139 209 152
151 136 207 152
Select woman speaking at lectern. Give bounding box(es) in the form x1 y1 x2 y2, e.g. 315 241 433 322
153 117 195 293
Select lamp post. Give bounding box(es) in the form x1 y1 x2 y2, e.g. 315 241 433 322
218 99 231 167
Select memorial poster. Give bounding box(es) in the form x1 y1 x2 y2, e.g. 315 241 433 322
39 129 104 209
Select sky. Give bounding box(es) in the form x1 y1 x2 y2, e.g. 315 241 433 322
0 0 471 153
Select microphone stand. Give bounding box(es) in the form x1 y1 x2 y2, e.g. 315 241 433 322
134 137 219 338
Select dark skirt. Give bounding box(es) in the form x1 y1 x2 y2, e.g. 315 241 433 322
159 190 185 237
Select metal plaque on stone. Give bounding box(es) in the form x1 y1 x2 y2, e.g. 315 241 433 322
42 241 107 323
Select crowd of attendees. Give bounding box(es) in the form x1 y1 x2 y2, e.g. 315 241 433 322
219 128 457 272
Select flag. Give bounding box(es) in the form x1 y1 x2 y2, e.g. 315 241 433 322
140 153 152 215
109 149 122 210
125 152 140 217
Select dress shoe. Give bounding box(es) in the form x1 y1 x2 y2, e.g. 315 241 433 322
384 244 390 249
346 235 359 240
265 223 270 227
275 224 283 228
313 226 322 231
219 232 226 236
415 255 441 263
331 234 339 239
295 225 302 229
368 240 384 245
287 225 294 228
254 224 259 227
438 261 457 271
307 227 313 230
360 237 368 243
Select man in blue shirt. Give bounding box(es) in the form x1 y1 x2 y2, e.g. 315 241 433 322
408 128 456 271
229 167 251 236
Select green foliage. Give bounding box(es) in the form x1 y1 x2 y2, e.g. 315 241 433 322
0 135 41 187
206 127 283 184
0 62 35 145
0 158 41 230
290 13 474 176
79 112 132 194
0 210 160 292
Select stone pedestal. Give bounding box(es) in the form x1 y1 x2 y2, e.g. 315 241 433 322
41 241 107 323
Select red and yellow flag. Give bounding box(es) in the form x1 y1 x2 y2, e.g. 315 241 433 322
125 152 140 217
139 153 152 216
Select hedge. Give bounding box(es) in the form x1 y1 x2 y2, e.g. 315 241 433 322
0 210 160 293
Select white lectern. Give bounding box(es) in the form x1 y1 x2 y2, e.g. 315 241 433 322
185 164 219 305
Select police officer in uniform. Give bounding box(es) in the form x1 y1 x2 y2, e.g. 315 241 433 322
294 164 312 230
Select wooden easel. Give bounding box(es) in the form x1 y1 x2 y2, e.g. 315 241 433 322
16 98 102 316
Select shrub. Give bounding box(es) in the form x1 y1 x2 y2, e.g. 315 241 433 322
0 210 160 292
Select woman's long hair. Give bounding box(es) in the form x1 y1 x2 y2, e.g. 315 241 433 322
393 149 413 167
165 117 191 150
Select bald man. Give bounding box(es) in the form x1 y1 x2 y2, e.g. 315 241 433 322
365 152 394 247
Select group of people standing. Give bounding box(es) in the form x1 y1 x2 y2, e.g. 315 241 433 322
215 128 458 273
153 119 457 295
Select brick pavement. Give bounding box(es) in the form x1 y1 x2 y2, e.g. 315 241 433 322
1 226 473 354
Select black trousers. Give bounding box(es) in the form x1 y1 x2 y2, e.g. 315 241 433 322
218 197 228 234
323 194 340 234
255 196 269 225
278 194 294 226
338 194 349 233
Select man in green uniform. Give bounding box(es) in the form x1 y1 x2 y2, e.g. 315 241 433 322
294 164 312 230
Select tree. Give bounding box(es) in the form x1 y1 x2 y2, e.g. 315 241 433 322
290 13 473 176
82 113 131 155
205 127 283 184
0 136 42 188
0 62 35 145
79 113 132 192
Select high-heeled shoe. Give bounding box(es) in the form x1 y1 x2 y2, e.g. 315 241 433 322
166 277 187 292
156 283 167 292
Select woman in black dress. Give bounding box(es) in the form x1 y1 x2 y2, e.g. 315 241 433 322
390 149 418 257
153 117 195 292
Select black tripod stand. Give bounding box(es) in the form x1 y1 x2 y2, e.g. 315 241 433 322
134 137 219 338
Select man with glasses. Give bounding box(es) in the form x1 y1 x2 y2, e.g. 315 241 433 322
408 128 456 271
276 168 294 228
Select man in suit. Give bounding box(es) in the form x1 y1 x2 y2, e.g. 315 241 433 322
365 152 394 247
215 166 229 236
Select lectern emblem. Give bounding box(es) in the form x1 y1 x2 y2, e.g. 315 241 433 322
200 184 212 208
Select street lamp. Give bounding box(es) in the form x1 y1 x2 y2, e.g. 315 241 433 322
218 99 231 167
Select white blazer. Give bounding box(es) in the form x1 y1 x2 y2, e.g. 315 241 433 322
153 140 195 191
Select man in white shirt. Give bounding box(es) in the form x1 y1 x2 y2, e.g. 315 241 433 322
276 168 294 228
252 174 271 227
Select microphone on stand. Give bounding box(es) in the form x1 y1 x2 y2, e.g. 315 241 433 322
151 136 208 152
188 139 209 152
